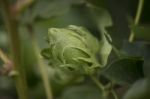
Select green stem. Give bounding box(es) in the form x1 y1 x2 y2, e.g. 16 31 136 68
90 75 105 90
27 24 53 99
112 46 123 58
0 48 10 63
111 90 118 99
0 0 29 99
90 75 108 99
129 0 144 42
90 75 119 99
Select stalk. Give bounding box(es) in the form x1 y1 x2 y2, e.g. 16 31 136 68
27 24 53 99
0 0 29 99
0 48 10 63
90 75 119 99
90 75 108 99
111 89 118 99
129 0 144 42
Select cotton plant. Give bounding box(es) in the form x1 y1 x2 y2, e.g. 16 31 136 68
41 25 112 75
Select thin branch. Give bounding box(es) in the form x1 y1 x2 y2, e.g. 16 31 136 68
0 49 13 76
90 75 110 99
129 0 144 42
111 89 118 99
0 48 10 63
12 0 34 16
27 24 53 99
0 0 29 99
90 75 105 90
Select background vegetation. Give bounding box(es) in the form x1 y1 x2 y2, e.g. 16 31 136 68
0 0 150 99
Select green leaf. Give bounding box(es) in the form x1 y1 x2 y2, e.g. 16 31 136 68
86 0 106 9
131 25 150 41
61 84 102 99
86 7 112 66
33 0 70 19
99 32 112 66
122 41 150 79
87 5 112 32
103 57 144 84
21 0 85 23
123 79 150 99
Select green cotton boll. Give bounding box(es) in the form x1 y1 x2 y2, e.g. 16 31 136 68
42 25 102 75
68 25 100 54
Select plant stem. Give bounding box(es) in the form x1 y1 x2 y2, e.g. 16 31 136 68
129 0 144 42
27 24 53 99
0 48 10 63
90 75 105 90
0 0 29 99
111 89 118 99
90 75 119 99
90 75 108 99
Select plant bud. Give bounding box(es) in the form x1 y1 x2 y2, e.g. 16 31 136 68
42 25 102 74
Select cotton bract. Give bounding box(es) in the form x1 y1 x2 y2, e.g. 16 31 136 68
42 25 103 74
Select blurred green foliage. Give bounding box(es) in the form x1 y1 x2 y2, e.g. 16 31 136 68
0 0 150 99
